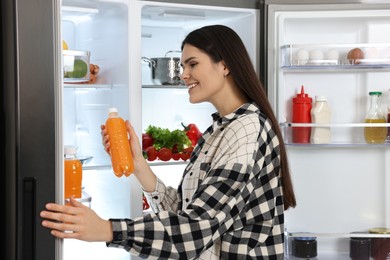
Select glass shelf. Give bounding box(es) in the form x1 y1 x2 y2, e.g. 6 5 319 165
82 160 188 170
63 83 113 89
287 231 390 239
142 84 186 89
65 190 92 208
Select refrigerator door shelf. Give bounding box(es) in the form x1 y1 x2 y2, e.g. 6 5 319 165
280 122 390 146
281 43 390 69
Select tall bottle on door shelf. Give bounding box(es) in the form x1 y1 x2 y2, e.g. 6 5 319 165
292 85 312 143
105 107 134 177
385 89 390 142
310 96 331 144
364 91 386 144
64 146 83 199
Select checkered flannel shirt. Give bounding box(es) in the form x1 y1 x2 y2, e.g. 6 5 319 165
107 102 285 259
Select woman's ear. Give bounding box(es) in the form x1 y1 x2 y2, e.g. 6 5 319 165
221 61 230 77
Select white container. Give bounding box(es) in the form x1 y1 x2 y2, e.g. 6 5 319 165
310 96 331 144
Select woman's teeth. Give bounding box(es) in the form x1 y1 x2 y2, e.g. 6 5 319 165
188 83 197 90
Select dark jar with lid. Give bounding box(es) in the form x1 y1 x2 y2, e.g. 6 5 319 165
291 237 317 259
350 234 370 260
370 227 390 260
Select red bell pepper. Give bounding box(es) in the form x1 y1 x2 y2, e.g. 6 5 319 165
182 122 202 147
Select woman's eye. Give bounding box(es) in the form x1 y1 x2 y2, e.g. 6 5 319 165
190 62 197 67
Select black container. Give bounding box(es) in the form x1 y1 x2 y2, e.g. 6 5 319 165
350 237 370 260
292 237 317 258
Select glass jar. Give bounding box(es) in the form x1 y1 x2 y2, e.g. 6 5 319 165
364 91 386 144
370 227 390 260
291 237 317 259
350 233 370 260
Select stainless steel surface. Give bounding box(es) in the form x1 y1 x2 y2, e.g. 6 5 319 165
142 50 184 85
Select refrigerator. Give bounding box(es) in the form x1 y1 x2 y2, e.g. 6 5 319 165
1 0 260 259
265 0 390 259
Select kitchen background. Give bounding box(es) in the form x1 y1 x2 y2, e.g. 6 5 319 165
2 0 390 259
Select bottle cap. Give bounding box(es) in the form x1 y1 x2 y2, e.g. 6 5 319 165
293 85 312 104
369 227 390 234
369 91 382 96
64 145 77 155
108 107 118 114
315 95 327 102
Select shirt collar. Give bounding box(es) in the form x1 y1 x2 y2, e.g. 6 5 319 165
211 102 260 129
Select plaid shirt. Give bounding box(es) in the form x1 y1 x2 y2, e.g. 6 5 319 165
108 102 285 259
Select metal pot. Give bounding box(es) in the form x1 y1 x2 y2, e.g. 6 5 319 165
142 51 183 85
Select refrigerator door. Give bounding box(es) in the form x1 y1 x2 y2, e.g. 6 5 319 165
267 3 390 259
2 0 61 259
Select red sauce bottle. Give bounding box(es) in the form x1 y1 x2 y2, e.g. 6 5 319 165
292 85 312 143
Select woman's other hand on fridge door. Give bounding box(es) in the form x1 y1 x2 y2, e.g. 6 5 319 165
40 197 113 242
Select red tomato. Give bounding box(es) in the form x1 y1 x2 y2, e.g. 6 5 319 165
143 195 150 210
180 147 193 161
180 152 190 161
145 146 158 161
158 147 172 161
171 153 181 161
142 133 154 151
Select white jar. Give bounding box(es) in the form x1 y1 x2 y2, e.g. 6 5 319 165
310 96 331 144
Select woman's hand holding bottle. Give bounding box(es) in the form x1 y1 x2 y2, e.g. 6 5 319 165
101 121 157 192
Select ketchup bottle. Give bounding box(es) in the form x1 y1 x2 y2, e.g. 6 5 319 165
105 107 134 177
292 85 312 143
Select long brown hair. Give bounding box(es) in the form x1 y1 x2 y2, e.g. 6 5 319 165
182 25 296 210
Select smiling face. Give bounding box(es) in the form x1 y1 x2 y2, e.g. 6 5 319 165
180 44 229 106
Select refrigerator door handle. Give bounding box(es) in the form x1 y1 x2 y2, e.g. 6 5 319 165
22 177 36 260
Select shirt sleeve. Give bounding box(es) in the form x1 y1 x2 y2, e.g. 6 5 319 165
143 177 180 213
107 116 281 259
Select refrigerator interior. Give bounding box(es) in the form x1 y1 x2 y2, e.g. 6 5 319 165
59 1 259 259
140 2 259 188
61 1 135 259
268 4 390 259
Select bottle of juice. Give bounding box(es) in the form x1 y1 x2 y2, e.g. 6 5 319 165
64 146 83 199
364 91 386 144
105 107 134 177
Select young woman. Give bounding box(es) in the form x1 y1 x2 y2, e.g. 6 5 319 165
41 24 296 259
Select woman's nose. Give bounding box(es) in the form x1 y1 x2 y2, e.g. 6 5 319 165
180 69 189 80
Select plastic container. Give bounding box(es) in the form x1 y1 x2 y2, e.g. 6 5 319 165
364 91 386 144
64 146 83 199
292 85 312 143
63 50 90 83
105 107 134 177
310 96 331 144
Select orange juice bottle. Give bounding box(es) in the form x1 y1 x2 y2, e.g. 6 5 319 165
105 107 134 177
64 146 82 199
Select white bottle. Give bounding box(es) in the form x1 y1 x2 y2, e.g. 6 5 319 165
310 96 331 144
